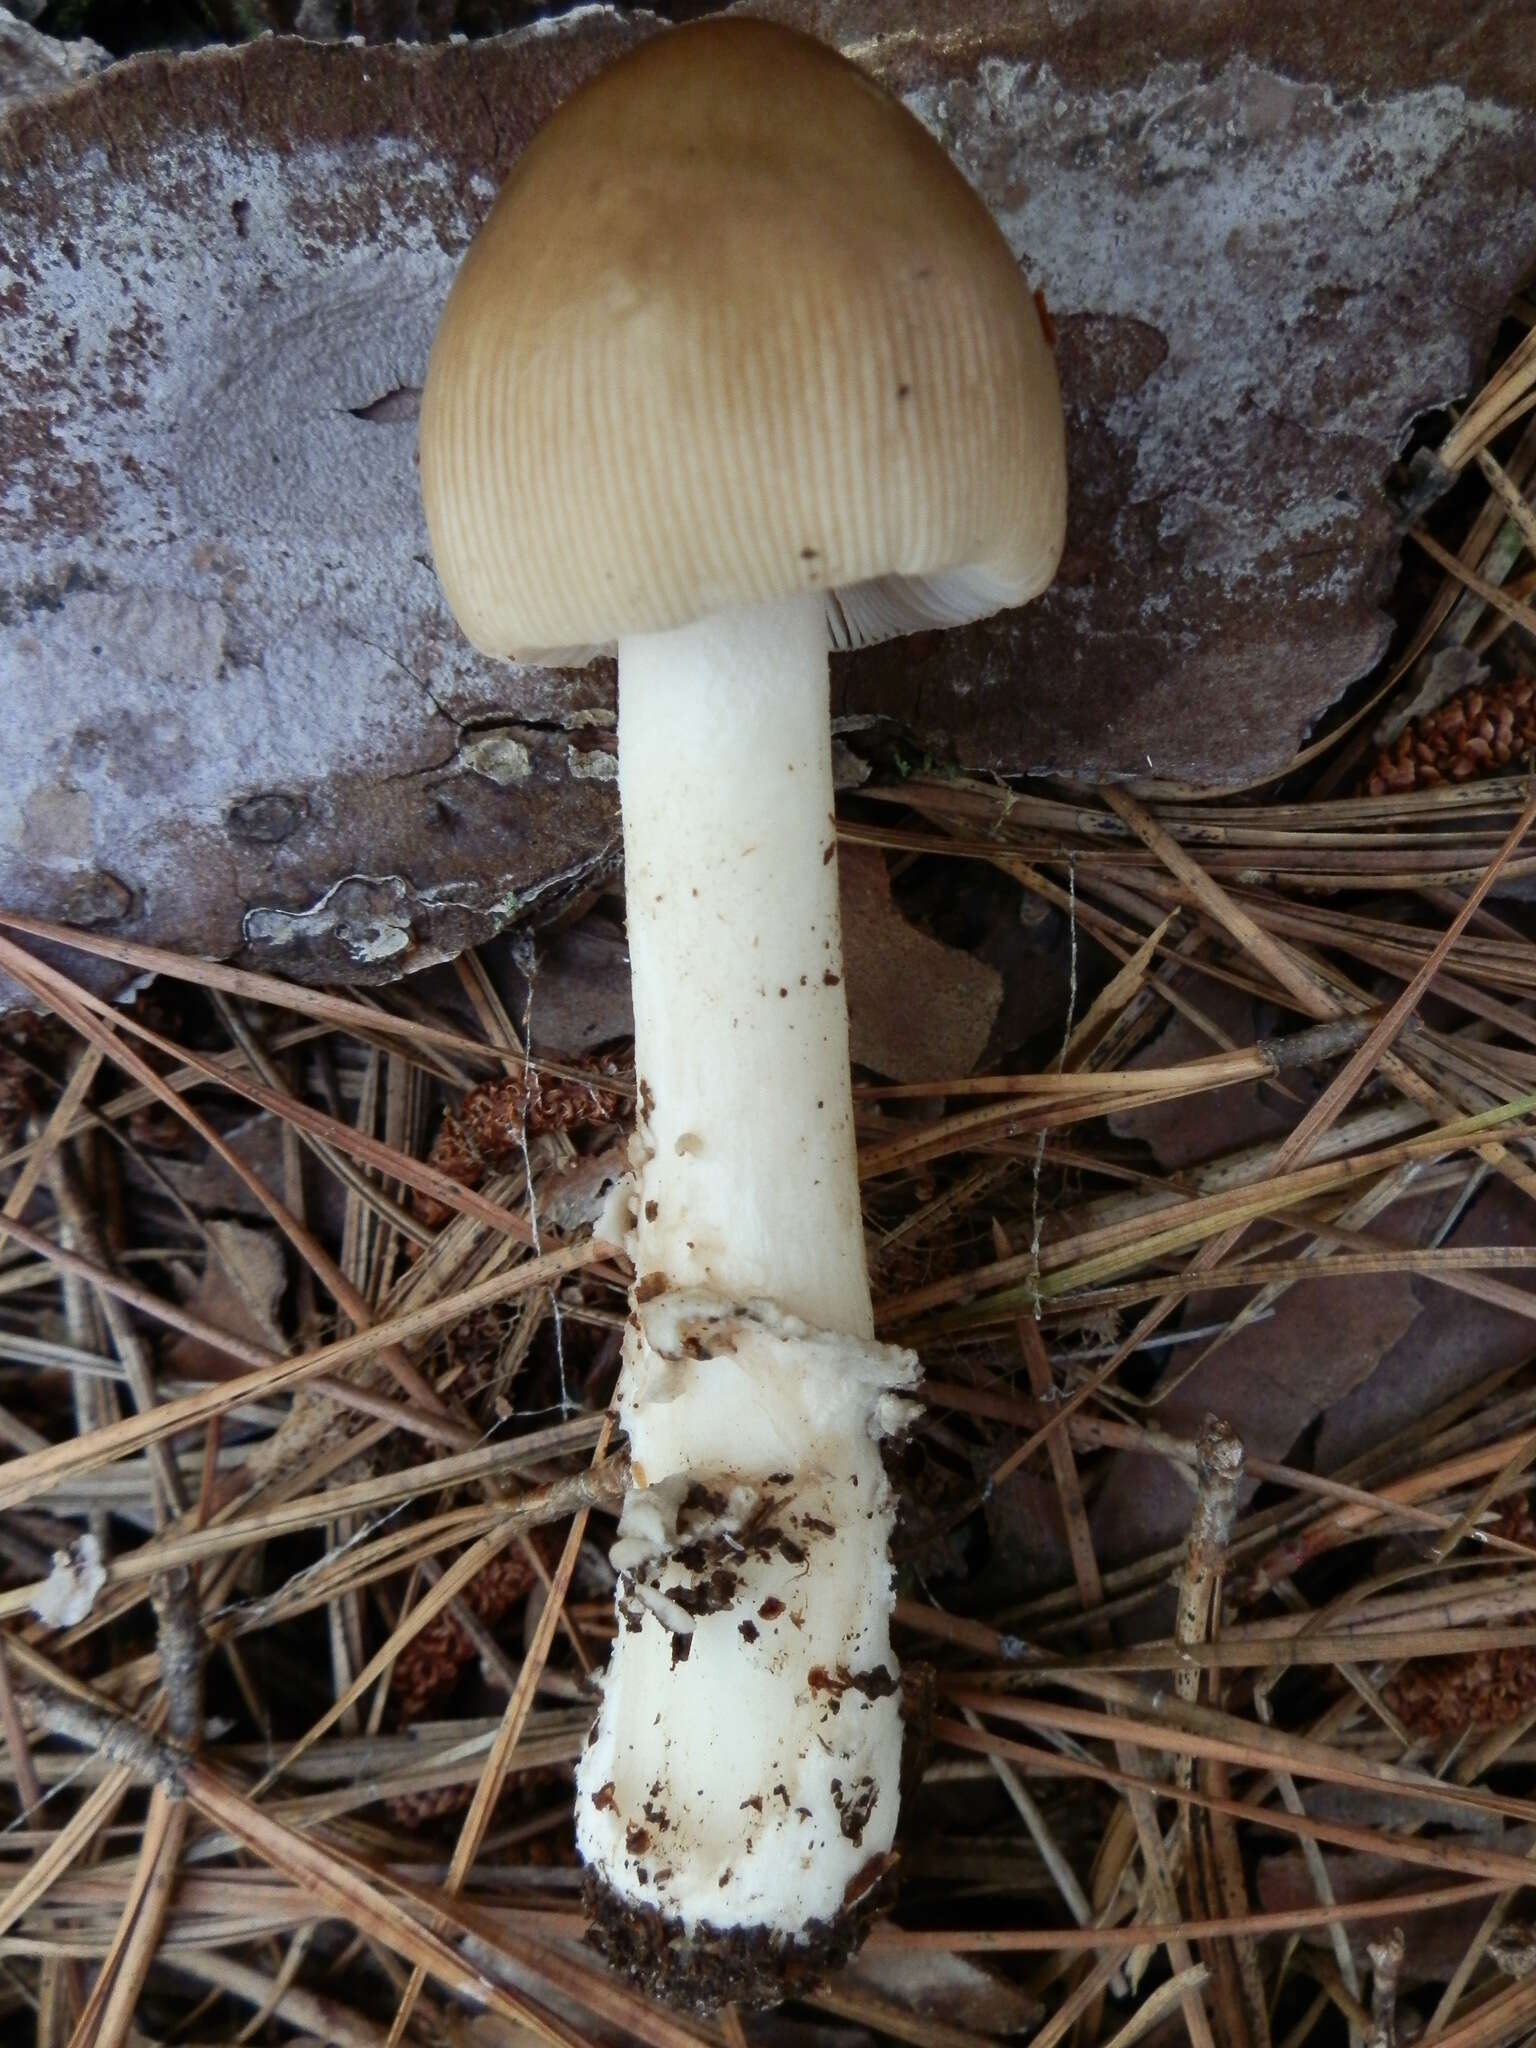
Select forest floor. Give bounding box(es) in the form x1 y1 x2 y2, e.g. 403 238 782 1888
1 58 1536 2047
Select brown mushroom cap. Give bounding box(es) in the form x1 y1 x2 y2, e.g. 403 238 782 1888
420 18 1066 666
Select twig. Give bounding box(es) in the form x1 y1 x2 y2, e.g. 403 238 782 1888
1173 1419 1265 2047
1174 1416 1245 1718
1366 1928 1405 2048
63 1576 210 2044
17 1695 184 1796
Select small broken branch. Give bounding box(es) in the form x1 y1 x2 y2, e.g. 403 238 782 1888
1174 1415 1246 1716
18 1690 186 1795
1366 1926 1405 2048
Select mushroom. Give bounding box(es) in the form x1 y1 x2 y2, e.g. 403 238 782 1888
419 17 1066 2010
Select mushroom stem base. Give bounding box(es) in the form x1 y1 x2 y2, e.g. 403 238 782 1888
583 1858 899 2016
574 1292 919 1947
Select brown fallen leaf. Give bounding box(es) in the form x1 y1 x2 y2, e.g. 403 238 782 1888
829 1944 1042 2035
841 844 1004 1082
1315 1180 1536 1472
1089 1266 1422 1575
1094 980 1436 1575
471 851 1005 1085
486 914 636 1059
978 1460 1079 1602
134 1110 291 1221
1257 1823 1536 1984
1108 978 1325 1171
166 1220 286 1381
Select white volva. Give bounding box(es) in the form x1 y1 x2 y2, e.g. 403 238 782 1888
576 596 919 1936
